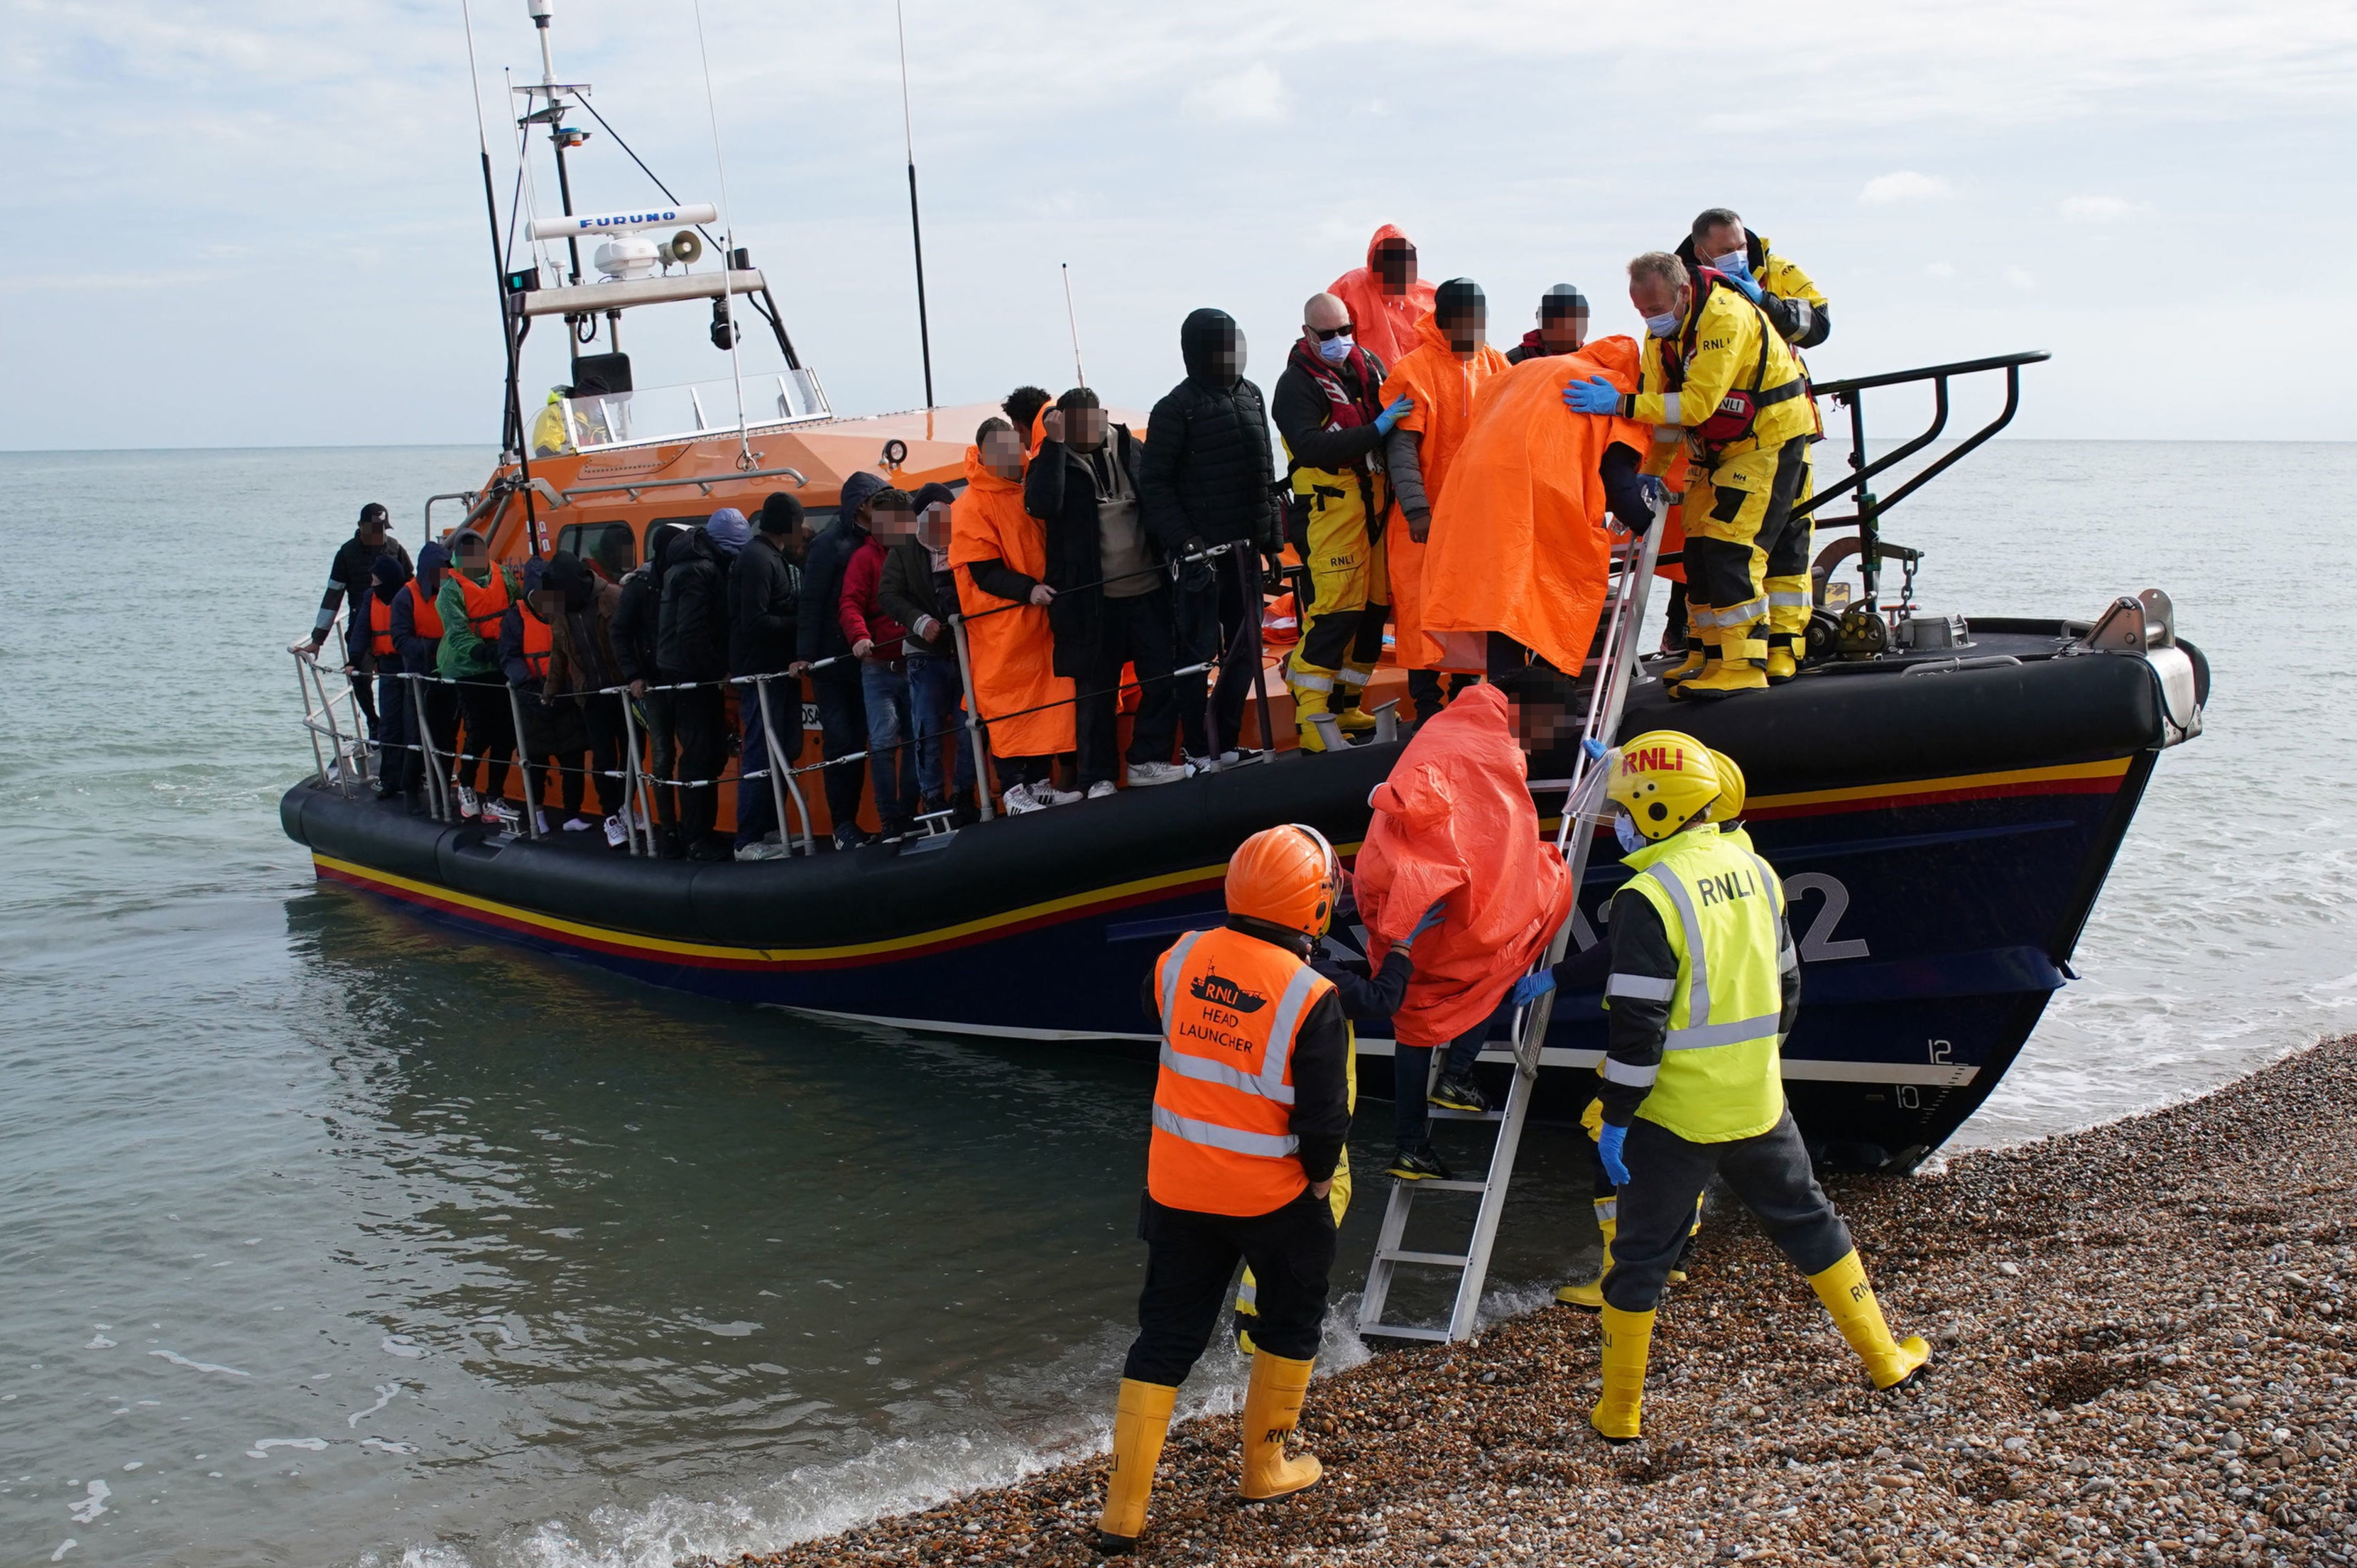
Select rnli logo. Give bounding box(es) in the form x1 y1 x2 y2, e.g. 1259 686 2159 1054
1189 968 1269 1013
1620 743 1687 775
1694 868 1759 907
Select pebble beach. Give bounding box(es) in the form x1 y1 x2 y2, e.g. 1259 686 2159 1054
706 1034 2357 1568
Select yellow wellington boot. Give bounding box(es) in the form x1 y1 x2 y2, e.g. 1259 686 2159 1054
1662 633 1707 683
1095 1378 1178 1554
1809 1250 1932 1391
1764 633 1800 685
1591 1305 1655 1443
1554 1202 1616 1310
1332 666 1378 734
1288 660 1340 753
1676 624 1770 701
1239 1350 1323 1502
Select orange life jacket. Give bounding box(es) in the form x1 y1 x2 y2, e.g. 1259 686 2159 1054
1148 927 1334 1218
406 577 444 640
518 609 552 683
368 594 397 659
454 567 513 641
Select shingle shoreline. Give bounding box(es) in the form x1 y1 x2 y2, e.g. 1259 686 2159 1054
702 1035 2357 1567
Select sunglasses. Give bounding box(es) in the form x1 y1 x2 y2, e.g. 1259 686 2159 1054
1309 324 1354 342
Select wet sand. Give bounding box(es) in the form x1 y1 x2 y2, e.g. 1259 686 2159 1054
707 1035 2357 1567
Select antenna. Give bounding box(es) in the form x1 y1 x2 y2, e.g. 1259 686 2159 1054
462 0 539 550
1061 262 1087 386
690 0 754 470
896 0 935 408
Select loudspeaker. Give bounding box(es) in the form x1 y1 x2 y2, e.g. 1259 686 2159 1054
570 352 633 397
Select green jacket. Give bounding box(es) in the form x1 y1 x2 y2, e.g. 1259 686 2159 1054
435 563 522 679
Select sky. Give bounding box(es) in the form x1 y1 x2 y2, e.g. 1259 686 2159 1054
3 0 2352 450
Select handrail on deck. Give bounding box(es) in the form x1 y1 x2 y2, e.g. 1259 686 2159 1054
1793 349 2049 611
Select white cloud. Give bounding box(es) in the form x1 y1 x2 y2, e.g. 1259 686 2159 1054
2005 265 2037 290
2059 194 2145 221
1860 170 1953 205
1181 62 1288 124
1924 261 1957 280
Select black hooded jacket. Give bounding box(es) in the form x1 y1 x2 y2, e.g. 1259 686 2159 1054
1139 308 1281 555
613 526 687 685
799 472 886 664
729 532 800 677
658 528 735 682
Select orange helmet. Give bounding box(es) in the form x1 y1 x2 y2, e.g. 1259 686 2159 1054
1226 824 1343 938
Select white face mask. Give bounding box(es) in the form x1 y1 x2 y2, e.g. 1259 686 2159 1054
1644 309 1682 339
1711 249 1753 281
1613 808 1648 855
1316 334 1354 364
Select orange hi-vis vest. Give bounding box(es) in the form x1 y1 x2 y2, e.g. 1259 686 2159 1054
407 577 445 640
518 609 552 683
1149 927 1335 1217
368 594 397 659
454 567 513 641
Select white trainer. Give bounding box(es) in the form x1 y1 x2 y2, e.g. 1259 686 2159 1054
1085 780 1117 800
604 815 628 848
1126 759 1191 787
1033 780 1083 806
1003 785 1045 815
456 784 480 817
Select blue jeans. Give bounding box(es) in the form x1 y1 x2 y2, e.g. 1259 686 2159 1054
905 650 976 803
859 659 915 824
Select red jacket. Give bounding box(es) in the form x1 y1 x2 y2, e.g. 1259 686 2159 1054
839 536 910 659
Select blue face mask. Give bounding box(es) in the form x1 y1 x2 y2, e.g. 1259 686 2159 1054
1711 249 1753 281
1645 309 1682 338
1613 808 1648 855
1317 334 1354 365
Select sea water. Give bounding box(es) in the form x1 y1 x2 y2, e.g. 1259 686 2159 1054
0 441 2348 1566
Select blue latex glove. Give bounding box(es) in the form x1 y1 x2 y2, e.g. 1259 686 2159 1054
1562 374 1620 415
1508 970 1556 1007
1405 898 1447 944
1596 1121 1631 1187
1723 270 1765 304
1635 474 1670 508
1374 395 1415 435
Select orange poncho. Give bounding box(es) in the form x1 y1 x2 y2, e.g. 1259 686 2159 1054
1420 336 1657 677
1354 685 1572 1047
1380 312 1511 670
950 446 1076 759
1327 223 1437 372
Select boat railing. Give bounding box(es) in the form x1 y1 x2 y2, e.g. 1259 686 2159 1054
552 369 831 457
1795 349 2050 611
288 538 1292 858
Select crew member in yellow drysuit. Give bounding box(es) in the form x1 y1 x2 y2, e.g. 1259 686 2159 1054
1673 209 1829 681
1270 292 1414 749
1565 254 1814 698
529 387 578 459
1580 732 1929 1443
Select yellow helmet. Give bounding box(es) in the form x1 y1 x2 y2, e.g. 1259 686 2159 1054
1606 730 1736 842
1704 748 1746 823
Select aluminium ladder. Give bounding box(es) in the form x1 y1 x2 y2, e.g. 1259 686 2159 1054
1356 501 1667 1344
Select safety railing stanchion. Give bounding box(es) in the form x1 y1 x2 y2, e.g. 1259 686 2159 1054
949 615 994 822
503 682 543 840
408 673 450 823
753 675 813 856
1243 547 1278 763
618 691 653 857
293 649 331 785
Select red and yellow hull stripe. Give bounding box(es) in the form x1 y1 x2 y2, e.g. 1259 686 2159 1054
314 756 2131 971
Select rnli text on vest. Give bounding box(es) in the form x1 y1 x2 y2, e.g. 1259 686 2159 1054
1693 867 1760 907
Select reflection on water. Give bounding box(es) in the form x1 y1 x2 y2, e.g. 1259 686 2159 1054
1 442 2350 1566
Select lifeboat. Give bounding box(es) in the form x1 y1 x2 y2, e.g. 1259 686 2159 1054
281 16 2206 1175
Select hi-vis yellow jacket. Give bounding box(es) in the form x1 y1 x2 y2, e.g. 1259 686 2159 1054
1598 823 1800 1143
